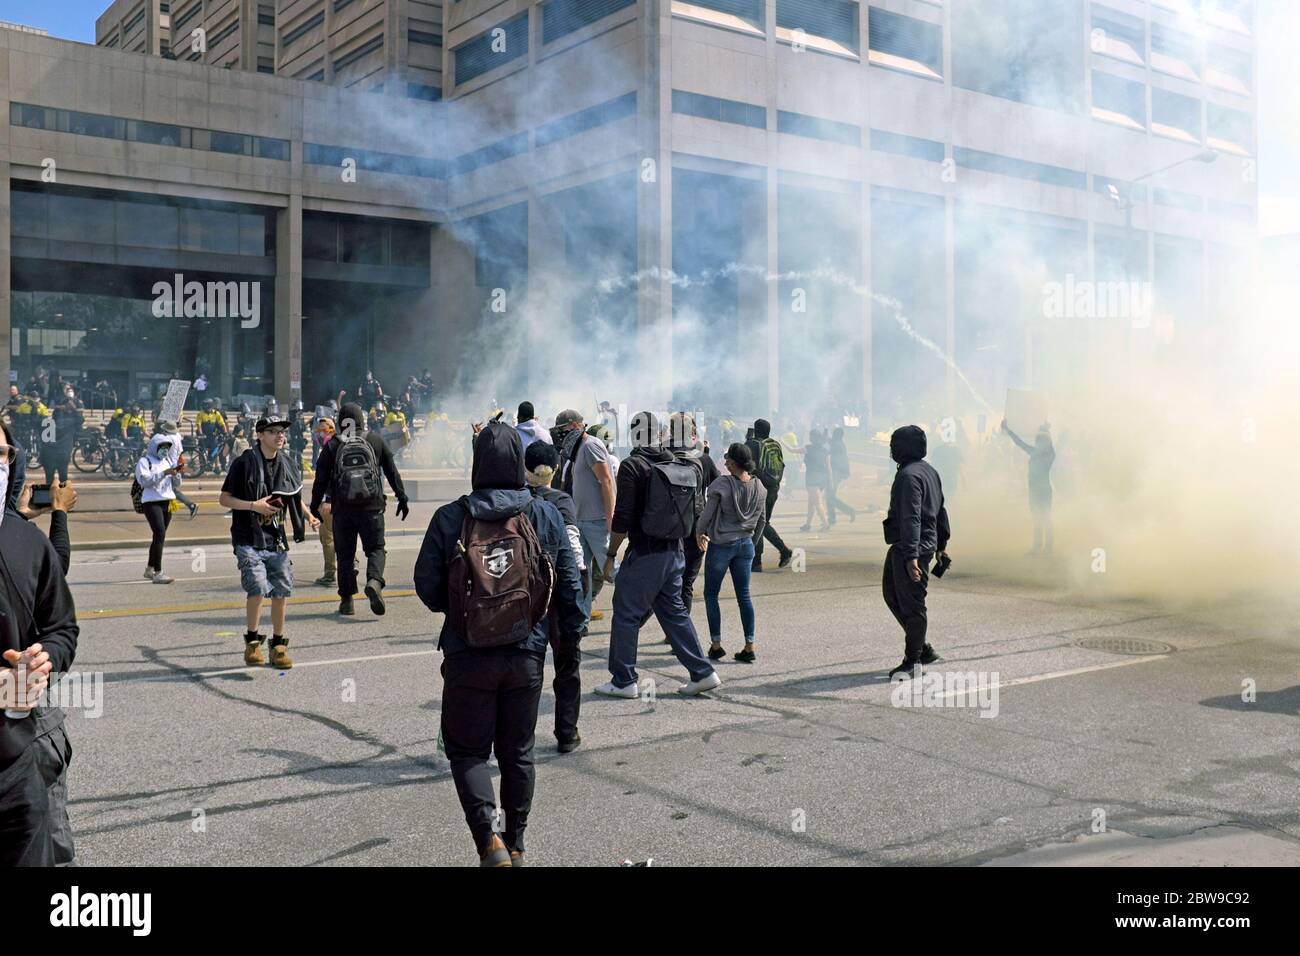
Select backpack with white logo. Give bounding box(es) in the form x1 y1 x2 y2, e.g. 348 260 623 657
448 500 554 648
641 458 700 540
332 435 383 508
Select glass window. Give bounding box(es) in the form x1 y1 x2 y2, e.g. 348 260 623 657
390 221 429 267
62 110 125 139
11 190 48 239
48 194 116 244
303 213 339 262
239 213 268 257
128 120 186 147
116 201 179 249
180 207 241 254
341 219 386 265
210 131 252 155
254 137 289 160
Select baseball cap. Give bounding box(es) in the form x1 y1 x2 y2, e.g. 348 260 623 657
255 417 292 432
555 408 583 427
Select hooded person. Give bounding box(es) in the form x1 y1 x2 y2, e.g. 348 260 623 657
514 401 552 453
595 411 721 700
414 421 584 866
745 418 794 571
1001 419 1056 555
881 425 951 679
135 429 182 584
310 402 409 616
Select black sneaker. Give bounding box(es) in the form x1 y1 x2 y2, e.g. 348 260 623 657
365 580 386 616
338 596 355 616
751 559 763 573
778 550 793 569
888 658 922 680
920 643 942 665
557 734 582 755
733 648 756 664
707 644 726 661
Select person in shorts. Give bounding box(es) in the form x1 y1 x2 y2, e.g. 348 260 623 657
218 417 318 669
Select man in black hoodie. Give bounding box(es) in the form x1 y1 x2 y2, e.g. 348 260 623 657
665 412 718 613
414 422 583 866
881 425 951 679
1 431 80 866
310 403 409 616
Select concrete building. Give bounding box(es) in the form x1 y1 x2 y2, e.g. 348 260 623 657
95 0 171 57
8 0 1259 419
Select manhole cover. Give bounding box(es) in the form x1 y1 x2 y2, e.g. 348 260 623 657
1074 637 1174 655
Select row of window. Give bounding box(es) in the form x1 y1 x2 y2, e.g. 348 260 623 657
302 212 429 268
1092 71 1252 152
9 103 290 160
1092 5 1252 95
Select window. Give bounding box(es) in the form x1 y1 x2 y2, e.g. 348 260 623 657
160 2 170 11
48 194 116 244
180 207 241 255
303 213 339 262
254 136 289 160
307 69 325 81
953 147 1087 190
952 0 1084 112
104 33 119 48
304 143 446 179
258 5 275 26
1151 25 1200 82
535 92 636 146
335 35 383 71
1154 188 1203 211
541 0 637 45
10 103 55 130
1207 45 1251 95
209 20 239 46
778 110 861 146
1090 9 1144 65
282 12 324 45
468 203 528 289
128 120 185 147
1204 0 1252 34
870 128 944 162
210 131 252 156
455 14 528 86
869 8 942 79
407 84 442 101
453 133 529 176
776 0 859 57
672 90 766 128
670 0 763 35
341 219 386 265
63 110 126 139
116 200 179 249
11 189 48 239
409 29 441 45
334 0 356 11
124 9 145 33
172 2 200 30
1091 71 1145 130
1207 104 1252 155
1151 89 1202 143
390 221 429 267
257 57 275 74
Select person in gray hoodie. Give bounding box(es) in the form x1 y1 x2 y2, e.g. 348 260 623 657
697 442 767 663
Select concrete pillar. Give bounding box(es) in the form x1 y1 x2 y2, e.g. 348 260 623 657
274 195 303 406
427 223 476 393
637 0 672 407
524 191 568 392
0 160 10 394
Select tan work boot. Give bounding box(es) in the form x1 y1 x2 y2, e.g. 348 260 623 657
243 637 266 667
269 640 293 669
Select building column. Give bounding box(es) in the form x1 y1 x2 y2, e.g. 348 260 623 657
427 223 476 392
637 0 672 407
274 195 303 406
0 159 10 393
525 190 567 393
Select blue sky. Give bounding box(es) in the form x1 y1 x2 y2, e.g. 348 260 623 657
4 0 1299 235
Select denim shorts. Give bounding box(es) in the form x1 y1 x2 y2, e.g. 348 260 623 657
235 545 294 598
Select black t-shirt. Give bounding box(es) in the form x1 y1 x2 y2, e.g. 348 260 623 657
222 450 285 551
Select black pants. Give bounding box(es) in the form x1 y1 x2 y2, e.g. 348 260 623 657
882 546 931 659
753 484 789 562
42 450 70 485
0 726 75 867
826 478 856 524
681 535 704 613
548 615 582 744
333 509 386 598
142 501 171 571
440 649 544 857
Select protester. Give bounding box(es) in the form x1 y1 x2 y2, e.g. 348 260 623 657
196 399 229 469
1002 419 1055 555
587 424 618 480
218 416 318 669
310 403 409 616
40 391 80 486
800 429 831 533
552 409 615 623
826 426 857 525
414 422 584 865
312 417 338 588
359 370 383 406
746 419 794 572
698 442 767 664
0 425 80 867
664 412 718 614
16 476 77 574
514 402 551 452
135 428 183 584
881 425 950 679
596 411 721 699
524 440 586 753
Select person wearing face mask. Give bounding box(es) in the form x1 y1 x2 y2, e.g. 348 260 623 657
134 426 183 585
0 421 80 866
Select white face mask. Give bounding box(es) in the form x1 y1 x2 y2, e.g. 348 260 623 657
0 459 9 526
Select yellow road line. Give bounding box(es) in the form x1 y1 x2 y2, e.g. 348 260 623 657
82 589 418 619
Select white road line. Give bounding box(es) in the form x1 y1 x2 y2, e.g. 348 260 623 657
197 648 437 678
925 655 1168 700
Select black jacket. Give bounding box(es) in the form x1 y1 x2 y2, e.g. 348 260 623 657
0 510 79 767
310 431 407 518
612 445 684 553
883 425 950 560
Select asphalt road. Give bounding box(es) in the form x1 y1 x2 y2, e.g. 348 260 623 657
54 497 1300 867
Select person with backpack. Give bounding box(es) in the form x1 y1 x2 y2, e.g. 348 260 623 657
524 440 587 753
133 428 183 584
745 419 794 572
664 412 718 615
218 416 318 669
698 442 767 663
413 422 584 866
309 403 409 617
595 411 721 699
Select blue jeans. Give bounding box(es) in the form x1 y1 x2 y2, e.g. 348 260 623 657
576 518 609 618
608 548 713 688
235 545 294 598
703 538 756 642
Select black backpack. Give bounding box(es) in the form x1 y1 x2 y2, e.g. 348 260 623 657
332 436 383 508
641 459 700 540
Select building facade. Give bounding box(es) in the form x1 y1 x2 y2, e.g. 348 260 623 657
95 0 171 57
9 0 1258 418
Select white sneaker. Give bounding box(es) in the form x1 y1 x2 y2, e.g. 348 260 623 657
143 566 157 580
679 671 722 696
151 572 175 584
594 680 639 699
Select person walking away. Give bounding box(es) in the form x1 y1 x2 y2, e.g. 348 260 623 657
800 429 831 533
310 403 409 616
218 416 318 668
413 422 584 865
595 412 721 699
745 419 793 572
698 442 767 663
41 392 80 486
134 429 182 583
664 412 717 614
514 402 551 452
826 426 857 525
524 441 586 753
1001 419 1055 555
312 417 338 588
552 410 615 623
882 425 950 679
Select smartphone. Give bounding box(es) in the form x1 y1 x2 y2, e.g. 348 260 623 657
29 484 52 509
267 497 284 510
932 553 952 578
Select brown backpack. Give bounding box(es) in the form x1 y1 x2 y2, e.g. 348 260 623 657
448 499 554 648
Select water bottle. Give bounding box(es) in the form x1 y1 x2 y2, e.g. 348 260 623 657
4 662 31 719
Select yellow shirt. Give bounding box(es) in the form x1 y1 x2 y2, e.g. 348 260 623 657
383 411 407 428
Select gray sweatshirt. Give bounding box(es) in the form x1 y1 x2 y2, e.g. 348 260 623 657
699 474 767 545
